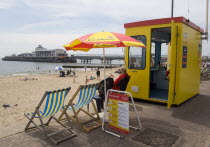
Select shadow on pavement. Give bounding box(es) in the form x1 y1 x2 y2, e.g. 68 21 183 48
171 94 210 128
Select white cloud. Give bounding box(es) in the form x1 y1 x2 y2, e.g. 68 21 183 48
18 19 72 31
0 0 16 9
20 0 208 34
16 17 123 35
0 0 209 57
51 12 78 18
7 0 207 27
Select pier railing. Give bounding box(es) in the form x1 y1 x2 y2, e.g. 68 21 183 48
70 54 124 64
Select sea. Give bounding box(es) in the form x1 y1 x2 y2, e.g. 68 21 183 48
0 58 124 77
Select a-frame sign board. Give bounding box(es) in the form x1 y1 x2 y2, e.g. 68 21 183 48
102 89 142 138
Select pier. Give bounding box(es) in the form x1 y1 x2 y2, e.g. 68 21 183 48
62 64 122 69
2 56 77 63
70 54 210 64
70 54 124 64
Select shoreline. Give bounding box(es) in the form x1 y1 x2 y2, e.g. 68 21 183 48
0 65 122 78
0 71 53 78
0 68 93 78
0 59 122 77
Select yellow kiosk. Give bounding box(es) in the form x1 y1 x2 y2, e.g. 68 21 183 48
124 17 204 108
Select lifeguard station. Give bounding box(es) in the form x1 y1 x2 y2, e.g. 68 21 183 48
124 17 204 108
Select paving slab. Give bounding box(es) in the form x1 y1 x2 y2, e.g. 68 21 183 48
0 81 209 147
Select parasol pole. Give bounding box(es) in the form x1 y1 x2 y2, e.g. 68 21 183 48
102 47 107 131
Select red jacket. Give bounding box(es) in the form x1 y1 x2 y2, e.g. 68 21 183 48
112 74 128 90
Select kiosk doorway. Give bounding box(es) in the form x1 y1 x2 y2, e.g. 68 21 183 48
149 27 171 101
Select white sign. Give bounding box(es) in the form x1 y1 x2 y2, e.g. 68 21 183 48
118 101 129 129
131 86 139 92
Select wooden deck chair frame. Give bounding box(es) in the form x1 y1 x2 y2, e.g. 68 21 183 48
24 87 77 145
59 84 102 132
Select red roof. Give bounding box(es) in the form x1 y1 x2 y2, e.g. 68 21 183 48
124 17 204 33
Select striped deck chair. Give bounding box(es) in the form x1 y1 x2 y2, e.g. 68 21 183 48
24 87 77 145
59 83 102 132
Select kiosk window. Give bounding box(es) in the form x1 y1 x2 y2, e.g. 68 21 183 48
129 35 146 69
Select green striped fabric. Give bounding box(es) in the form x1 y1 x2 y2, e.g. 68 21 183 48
68 84 98 111
27 88 70 118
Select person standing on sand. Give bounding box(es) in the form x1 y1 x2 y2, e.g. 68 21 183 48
85 65 87 72
96 68 100 80
85 76 89 83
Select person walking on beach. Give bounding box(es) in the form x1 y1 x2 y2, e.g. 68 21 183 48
84 65 87 72
73 71 76 83
96 68 100 80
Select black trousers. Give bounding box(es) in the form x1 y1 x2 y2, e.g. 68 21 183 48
94 94 105 113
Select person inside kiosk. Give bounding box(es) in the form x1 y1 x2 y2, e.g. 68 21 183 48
128 36 146 70
129 57 137 68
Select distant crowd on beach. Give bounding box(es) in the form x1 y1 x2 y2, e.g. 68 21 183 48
59 70 75 77
58 66 102 77
57 66 118 85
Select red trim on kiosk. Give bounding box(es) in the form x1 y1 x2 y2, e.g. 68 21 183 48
124 17 204 33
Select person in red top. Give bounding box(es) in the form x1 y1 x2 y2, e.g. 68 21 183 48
112 67 129 90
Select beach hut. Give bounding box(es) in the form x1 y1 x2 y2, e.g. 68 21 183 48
124 17 204 108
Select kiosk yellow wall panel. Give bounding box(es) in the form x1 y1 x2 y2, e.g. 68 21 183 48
174 23 202 105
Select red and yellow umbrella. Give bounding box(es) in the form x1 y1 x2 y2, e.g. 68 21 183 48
63 31 145 133
64 32 145 51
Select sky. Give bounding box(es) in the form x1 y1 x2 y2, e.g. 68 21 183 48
0 0 209 57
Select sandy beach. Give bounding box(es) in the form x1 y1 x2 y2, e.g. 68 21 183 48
0 68 119 138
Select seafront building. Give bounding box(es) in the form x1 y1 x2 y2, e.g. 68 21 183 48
17 45 68 57
34 45 68 57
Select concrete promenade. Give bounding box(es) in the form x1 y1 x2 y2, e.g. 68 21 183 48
0 81 210 147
